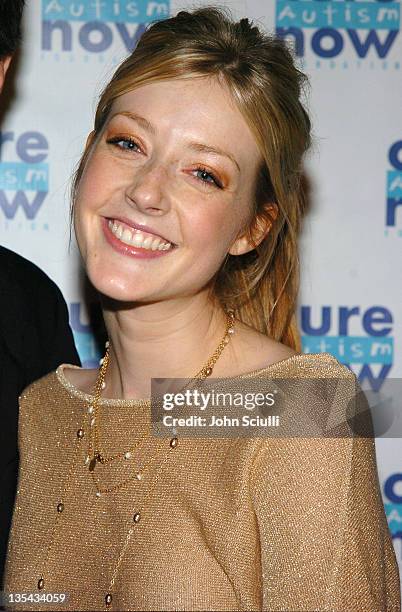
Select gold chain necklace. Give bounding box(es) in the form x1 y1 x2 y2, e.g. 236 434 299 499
37 308 236 609
87 308 235 480
87 309 235 495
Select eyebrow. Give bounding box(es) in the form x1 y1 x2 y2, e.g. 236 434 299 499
110 111 240 173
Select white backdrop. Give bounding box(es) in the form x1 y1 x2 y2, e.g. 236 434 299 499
1 0 401 594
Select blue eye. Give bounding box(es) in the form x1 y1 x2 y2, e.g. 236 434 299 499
194 167 222 189
107 137 141 152
106 137 222 189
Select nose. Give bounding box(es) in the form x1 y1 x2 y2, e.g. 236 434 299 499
125 163 170 215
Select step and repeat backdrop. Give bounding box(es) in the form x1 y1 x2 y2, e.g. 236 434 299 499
0 0 401 590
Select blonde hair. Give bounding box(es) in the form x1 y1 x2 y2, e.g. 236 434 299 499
71 6 312 351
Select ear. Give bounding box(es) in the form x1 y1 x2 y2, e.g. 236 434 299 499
0 56 12 93
228 203 278 256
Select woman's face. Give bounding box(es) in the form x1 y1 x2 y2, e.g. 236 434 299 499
74 76 266 302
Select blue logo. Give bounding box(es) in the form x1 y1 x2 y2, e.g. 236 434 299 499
385 139 402 235
275 0 400 66
301 305 394 391
0 130 49 220
70 302 104 368
384 473 402 560
41 0 169 54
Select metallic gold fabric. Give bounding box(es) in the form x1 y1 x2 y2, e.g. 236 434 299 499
4 353 401 611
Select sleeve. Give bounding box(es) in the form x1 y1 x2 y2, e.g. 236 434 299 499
249 376 401 611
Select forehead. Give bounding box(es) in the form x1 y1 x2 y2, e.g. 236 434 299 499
110 77 262 169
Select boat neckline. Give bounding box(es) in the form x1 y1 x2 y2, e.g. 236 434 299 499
55 351 337 407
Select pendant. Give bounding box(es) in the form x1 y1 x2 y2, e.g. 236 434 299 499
89 452 102 472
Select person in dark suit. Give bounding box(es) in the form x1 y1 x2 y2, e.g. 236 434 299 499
0 0 81 588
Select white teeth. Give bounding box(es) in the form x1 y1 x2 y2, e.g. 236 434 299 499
108 220 173 252
132 233 143 246
122 228 132 242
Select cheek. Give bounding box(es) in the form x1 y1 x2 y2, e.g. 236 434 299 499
76 155 115 211
183 204 240 262
73 155 119 245
171 206 240 298
72 197 88 262
73 182 92 258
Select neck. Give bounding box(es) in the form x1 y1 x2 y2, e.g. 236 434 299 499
100 293 233 400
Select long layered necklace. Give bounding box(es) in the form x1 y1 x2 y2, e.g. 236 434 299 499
36 309 236 610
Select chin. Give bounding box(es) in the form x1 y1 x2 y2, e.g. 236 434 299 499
97 281 149 303
84 263 141 303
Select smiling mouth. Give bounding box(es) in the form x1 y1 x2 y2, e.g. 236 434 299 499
107 219 175 251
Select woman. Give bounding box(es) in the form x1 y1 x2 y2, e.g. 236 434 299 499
4 7 400 611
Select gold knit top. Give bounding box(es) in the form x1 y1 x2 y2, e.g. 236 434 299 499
4 352 401 611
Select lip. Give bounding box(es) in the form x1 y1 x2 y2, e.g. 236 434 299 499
102 218 176 260
106 215 175 245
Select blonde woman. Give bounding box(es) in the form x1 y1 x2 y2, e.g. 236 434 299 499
4 7 400 612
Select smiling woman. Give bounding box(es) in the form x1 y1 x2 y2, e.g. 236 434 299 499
73 76 276 310
3 5 400 612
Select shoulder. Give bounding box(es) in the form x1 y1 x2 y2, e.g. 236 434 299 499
17 371 60 439
19 368 63 406
254 339 356 380
18 365 84 434
0 245 49 281
0 245 65 305
19 363 89 410
228 318 355 378
17 367 86 462
248 355 369 491
226 320 299 374
248 352 364 475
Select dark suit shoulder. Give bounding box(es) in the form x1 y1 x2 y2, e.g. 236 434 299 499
0 246 81 373
0 245 66 304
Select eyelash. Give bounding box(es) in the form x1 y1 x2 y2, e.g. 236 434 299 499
106 136 223 189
